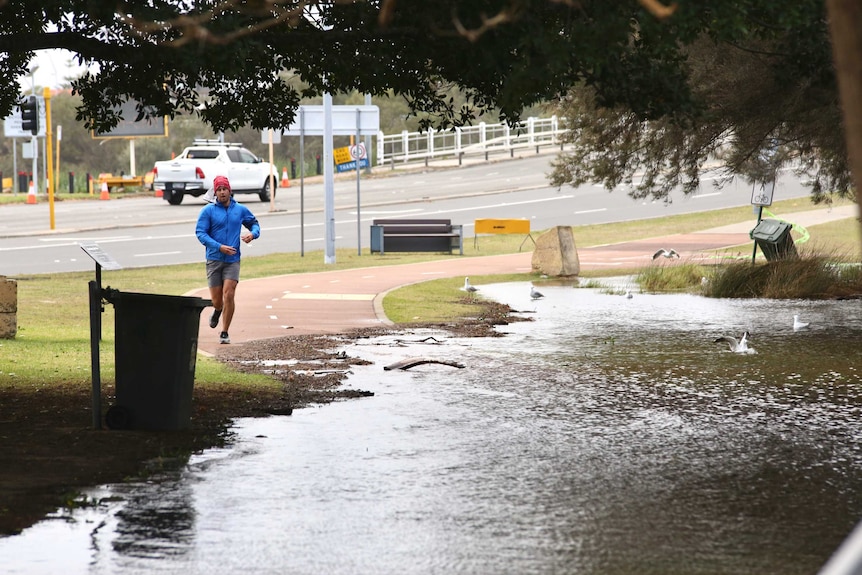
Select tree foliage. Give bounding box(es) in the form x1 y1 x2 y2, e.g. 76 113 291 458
549 1 852 203
0 0 855 208
0 0 703 136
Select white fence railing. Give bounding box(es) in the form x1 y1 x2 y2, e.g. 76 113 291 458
376 116 566 166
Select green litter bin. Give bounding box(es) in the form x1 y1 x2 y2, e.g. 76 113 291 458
751 219 797 261
103 289 212 430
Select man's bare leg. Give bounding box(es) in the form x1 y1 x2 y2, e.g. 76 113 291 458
220 279 239 334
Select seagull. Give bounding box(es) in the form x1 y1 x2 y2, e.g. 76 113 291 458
653 248 680 260
714 331 754 353
461 277 478 293
793 314 810 331
625 290 633 299
530 286 545 300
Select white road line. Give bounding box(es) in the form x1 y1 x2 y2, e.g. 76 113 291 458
394 195 575 219
575 208 607 215
358 209 424 215
693 192 722 199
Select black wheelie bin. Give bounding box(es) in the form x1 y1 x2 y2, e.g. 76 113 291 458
751 219 797 261
103 289 212 430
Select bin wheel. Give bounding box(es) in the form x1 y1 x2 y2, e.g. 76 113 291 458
105 405 132 430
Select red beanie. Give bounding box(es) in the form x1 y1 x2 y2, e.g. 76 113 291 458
213 175 231 192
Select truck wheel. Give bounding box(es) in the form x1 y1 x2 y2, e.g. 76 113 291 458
259 178 274 202
167 190 184 205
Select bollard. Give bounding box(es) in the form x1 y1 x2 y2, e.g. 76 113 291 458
290 158 296 180
69 171 75 194
17 171 28 195
316 154 321 175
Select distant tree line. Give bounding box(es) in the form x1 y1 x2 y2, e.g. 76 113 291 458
1 86 544 193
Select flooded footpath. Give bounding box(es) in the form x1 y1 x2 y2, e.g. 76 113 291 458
2 282 862 575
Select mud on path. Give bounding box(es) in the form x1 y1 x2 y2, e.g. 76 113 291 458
0 299 519 537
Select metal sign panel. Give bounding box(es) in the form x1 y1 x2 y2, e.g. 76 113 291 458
474 219 531 234
260 128 282 144
92 101 168 139
751 180 775 207
275 105 379 136
79 242 122 270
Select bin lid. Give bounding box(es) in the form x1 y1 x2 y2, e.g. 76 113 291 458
752 219 792 241
104 288 212 309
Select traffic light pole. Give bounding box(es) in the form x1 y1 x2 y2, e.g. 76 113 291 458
43 88 55 230
30 138 37 201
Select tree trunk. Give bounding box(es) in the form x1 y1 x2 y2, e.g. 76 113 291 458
825 0 862 253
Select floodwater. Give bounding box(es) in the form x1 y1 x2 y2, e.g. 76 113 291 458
3 282 862 575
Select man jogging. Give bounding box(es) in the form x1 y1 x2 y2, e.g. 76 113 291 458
195 175 260 344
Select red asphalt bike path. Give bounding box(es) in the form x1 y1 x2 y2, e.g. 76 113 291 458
191 231 753 355
192 203 858 355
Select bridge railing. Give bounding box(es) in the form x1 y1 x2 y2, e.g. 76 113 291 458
376 116 567 166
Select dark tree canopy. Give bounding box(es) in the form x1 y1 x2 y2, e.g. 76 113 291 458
0 0 616 133
0 0 743 133
0 0 851 204
548 1 851 202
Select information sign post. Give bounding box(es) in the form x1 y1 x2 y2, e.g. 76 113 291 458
80 243 122 430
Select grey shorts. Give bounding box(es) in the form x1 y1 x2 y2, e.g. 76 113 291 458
206 260 241 288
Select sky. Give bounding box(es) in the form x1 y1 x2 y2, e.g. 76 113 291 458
19 49 92 92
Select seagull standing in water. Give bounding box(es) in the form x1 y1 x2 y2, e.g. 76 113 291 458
714 331 754 354
530 286 545 300
793 314 810 331
461 277 478 294
653 248 680 260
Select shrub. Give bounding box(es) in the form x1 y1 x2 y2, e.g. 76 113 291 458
705 253 862 299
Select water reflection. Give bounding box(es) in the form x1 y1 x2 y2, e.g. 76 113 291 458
2 283 862 575
110 478 196 559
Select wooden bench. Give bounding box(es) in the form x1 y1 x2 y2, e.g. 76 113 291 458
370 219 463 255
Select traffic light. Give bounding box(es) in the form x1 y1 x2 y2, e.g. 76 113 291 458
20 96 38 135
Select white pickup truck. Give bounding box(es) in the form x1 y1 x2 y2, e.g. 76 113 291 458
152 140 278 205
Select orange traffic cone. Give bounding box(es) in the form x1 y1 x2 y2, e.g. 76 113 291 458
99 180 110 200
26 181 37 204
281 167 290 188
154 188 163 198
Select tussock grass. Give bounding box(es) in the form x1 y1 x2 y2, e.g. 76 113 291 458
637 262 711 293
705 252 862 299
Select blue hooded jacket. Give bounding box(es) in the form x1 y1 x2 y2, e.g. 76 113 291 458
195 198 261 263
